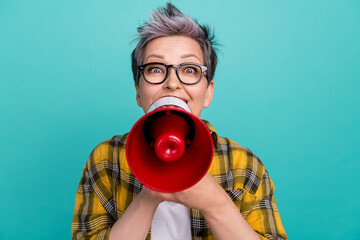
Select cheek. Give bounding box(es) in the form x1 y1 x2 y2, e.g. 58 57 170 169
187 90 207 111
195 85 208 102
141 91 152 107
139 85 160 106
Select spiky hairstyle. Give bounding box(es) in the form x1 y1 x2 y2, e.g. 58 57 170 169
131 3 218 85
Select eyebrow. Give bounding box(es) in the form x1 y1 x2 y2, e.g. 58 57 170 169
145 54 164 62
180 54 201 62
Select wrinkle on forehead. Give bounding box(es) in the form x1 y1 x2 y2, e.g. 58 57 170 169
142 36 204 64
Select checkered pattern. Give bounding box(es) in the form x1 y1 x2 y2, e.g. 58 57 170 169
71 121 287 240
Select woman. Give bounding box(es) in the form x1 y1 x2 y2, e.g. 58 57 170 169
71 3 287 240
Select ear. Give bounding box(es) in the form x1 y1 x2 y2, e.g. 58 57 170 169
135 83 142 108
203 80 214 108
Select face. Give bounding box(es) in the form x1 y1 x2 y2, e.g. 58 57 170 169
135 36 214 118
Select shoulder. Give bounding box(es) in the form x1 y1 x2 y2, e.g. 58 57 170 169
216 136 265 170
202 120 266 180
87 134 128 167
91 134 127 152
216 136 266 195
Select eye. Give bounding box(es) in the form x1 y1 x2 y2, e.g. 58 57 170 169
148 67 164 74
183 66 198 74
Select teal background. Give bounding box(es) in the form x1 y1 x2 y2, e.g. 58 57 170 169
1 0 359 239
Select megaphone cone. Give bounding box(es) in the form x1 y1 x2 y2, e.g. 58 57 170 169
126 108 214 192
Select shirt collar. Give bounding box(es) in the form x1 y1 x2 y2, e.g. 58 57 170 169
201 120 219 150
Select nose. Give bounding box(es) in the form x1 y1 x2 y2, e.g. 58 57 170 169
164 67 182 90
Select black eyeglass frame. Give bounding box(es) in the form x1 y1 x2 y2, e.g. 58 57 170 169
137 62 209 85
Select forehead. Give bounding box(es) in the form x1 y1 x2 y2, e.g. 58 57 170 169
143 36 204 64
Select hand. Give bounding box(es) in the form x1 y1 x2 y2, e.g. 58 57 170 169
139 173 261 240
140 173 228 212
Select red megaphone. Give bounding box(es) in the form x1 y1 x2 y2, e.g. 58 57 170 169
126 108 214 192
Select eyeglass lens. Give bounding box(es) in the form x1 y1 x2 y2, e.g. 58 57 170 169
142 64 202 84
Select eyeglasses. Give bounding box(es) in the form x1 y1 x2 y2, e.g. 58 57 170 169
138 62 208 85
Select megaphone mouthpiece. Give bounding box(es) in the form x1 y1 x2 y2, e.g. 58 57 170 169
150 110 189 162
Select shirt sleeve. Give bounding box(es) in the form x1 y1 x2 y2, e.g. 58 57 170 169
71 160 113 240
71 140 119 240
241 170 288 240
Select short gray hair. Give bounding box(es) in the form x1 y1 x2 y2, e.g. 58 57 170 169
131 3 218 85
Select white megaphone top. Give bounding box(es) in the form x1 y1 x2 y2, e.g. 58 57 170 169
149 96 192 240
147 96 192 114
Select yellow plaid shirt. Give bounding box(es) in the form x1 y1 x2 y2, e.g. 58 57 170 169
71 121 287 240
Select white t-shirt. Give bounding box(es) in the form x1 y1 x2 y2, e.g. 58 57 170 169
149 97 192 239
151 201 191 240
